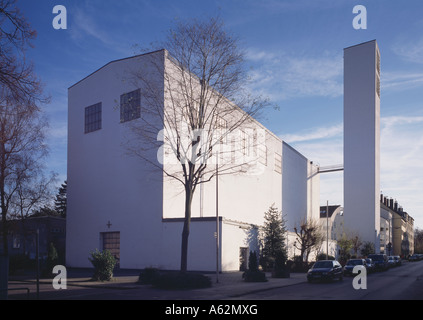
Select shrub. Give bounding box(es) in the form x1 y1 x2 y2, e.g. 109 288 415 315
42 242 59 278
138 267 161 285
272 250 290 278
243 251 267 282
88 249 116 281
153 272 212 290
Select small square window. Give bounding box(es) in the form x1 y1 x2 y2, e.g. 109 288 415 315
85 102 102 133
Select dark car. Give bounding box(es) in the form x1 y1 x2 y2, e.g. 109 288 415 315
409 254 419 261
365 258 375 273
307 260 343 283
387 256 396 268
393 256 402 266
343 259 367 276
368 254 388 271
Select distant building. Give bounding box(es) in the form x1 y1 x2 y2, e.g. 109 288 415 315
321 196 414 258
319 205 344 241
0 216 66 260
380 195 414 257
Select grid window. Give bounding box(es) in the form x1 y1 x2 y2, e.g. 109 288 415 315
120 89 141 123
258 145 267 166
274 152 282 174
85 103 102 133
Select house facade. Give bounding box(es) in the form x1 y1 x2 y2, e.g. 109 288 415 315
67 49 319 271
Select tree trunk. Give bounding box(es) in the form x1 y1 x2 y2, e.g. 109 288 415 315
180 186 193 272
0 134 7 256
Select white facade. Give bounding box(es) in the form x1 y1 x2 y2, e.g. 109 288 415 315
282 142 320 231
67 50 315 271
343 40 381 252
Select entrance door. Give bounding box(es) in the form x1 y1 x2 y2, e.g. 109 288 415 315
101 232 120 268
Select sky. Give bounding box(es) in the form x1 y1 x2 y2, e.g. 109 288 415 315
14 0 423 228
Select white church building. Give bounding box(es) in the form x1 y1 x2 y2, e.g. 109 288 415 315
66 49 320 271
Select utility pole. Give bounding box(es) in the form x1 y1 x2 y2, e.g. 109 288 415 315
326 201 329 260
215 155 219 283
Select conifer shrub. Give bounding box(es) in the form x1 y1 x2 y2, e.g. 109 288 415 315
243 251 267 282
88 249 116 281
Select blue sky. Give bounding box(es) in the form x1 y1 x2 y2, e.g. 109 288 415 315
17 0 423 228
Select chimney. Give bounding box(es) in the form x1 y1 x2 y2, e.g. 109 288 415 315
380 193 384 203
394 200 398 212
389 198 394 210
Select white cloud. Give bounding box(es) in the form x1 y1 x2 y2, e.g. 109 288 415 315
246 49 343 100
382 71 423 91
392 37 423 64
282 115 423 228
281 123 342 143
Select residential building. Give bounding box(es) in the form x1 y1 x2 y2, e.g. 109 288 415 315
380 195 414 257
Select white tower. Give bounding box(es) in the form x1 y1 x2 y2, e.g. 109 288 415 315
343 40 381 252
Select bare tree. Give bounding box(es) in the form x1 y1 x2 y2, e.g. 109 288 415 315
0 0 48 106
126 17 270 272
0 97 49 255
294 217 324 265
349 232 363 257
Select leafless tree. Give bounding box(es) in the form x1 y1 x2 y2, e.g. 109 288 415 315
126 17 271 272
349 231 363 257
294 217 324 264
0 0 49 106
0 96 50 255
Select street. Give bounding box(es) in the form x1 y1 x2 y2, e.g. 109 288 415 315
6 260 423 300
237 260 423 300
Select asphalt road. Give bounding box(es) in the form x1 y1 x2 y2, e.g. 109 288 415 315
236 260 423 300
6 260 423 300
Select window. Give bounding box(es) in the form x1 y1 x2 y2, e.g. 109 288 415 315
120 89 140 123
258 145 267 166
274 153 282 174
85 102 102 133
12 234 20 249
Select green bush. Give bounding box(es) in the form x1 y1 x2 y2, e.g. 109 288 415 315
88 249 116 281
42 242 59 278
243 251 267 282
153 272 212 290
138 267 161 285
272 250 290 278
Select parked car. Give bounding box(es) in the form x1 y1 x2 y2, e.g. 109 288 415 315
343 259 367 276
387 256 396 268
365 258 375 273
307 260 343 283
409 254 419 262
368 254 389 271
393 256 402 266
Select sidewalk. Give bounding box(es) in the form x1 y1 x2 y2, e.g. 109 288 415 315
8 270 307 300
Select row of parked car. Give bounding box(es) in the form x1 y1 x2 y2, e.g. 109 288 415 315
409 253 423 261
307 254 411 283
